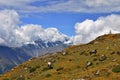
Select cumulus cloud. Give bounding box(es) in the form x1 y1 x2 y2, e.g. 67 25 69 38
0 0 120 13
72 14 120 45
0 9 120 47
0 10 68 47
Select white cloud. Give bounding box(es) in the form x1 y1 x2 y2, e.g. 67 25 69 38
44 28 68 42
72 14 120 45
0 9 120 47
0 10 68 47
0 0 120 13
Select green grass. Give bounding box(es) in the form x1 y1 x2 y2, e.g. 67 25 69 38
112 65 120 73
45 73 52 78
3 78 9 80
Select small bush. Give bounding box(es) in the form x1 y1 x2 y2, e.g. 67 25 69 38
93 58 97 61
56 67 64 71
3 78 9 80
29 67 36 73
17 77 25 80
76 65 81 69
42 67 49 72
103 72 110 77
112 65 120 73
45 74 52 78
36 65 40 68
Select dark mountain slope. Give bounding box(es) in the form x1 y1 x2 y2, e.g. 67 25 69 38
0 46 30 74
0 40 69 74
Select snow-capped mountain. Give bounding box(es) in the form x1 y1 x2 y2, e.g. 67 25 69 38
16 39 70 57
0 39 71 74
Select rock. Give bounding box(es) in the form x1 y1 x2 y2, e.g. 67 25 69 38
110 51 115 55
24 67 27 70
49 57 55 63
93 57 97 61
95 70 100 75
80 51 85 55
116 51 120 55
79 78 85 80
56 67 64 71
89 49 97 55
69 59 72 62
86 61 93 69
99 55 107 61
112 58 117 62
87 61 93 66
62 52 67 56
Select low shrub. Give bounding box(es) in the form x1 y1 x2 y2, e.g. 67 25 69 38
3 78 9 80
112 65 120 73
17 77 25 80
29 67 36 73
45 73 52 78
103 72 110 77
42 67 49 72
76 65 81 69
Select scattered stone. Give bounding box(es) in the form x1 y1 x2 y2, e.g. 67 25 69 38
24 67 27 70
69 59 72 62
86 61 93 69
112 58 117 62
106 47 109 50
80 51 85 55
110 51 115 55
82 74 91 80
87 61 93 66
49 57 55 63
116 51 120 55
44 60 47 62
93 57 97 61
96 62 99 65
20 75 23 77
99 55 107 61
89 49 97 55
11 68 14 71
51 59 55 63
95 70 100 76
62 52 67 56
56 67 64 71
79 78 85 80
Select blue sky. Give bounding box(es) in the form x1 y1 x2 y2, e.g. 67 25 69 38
20 12 116 36
0 0 119 36
0 0 120 47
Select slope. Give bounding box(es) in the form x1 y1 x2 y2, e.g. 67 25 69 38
0 46 30 74
0 39 69 74
1 34 120 80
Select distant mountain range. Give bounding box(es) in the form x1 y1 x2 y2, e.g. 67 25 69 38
0 39 71 74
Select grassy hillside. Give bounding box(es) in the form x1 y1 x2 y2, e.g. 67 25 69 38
1 34 120 80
